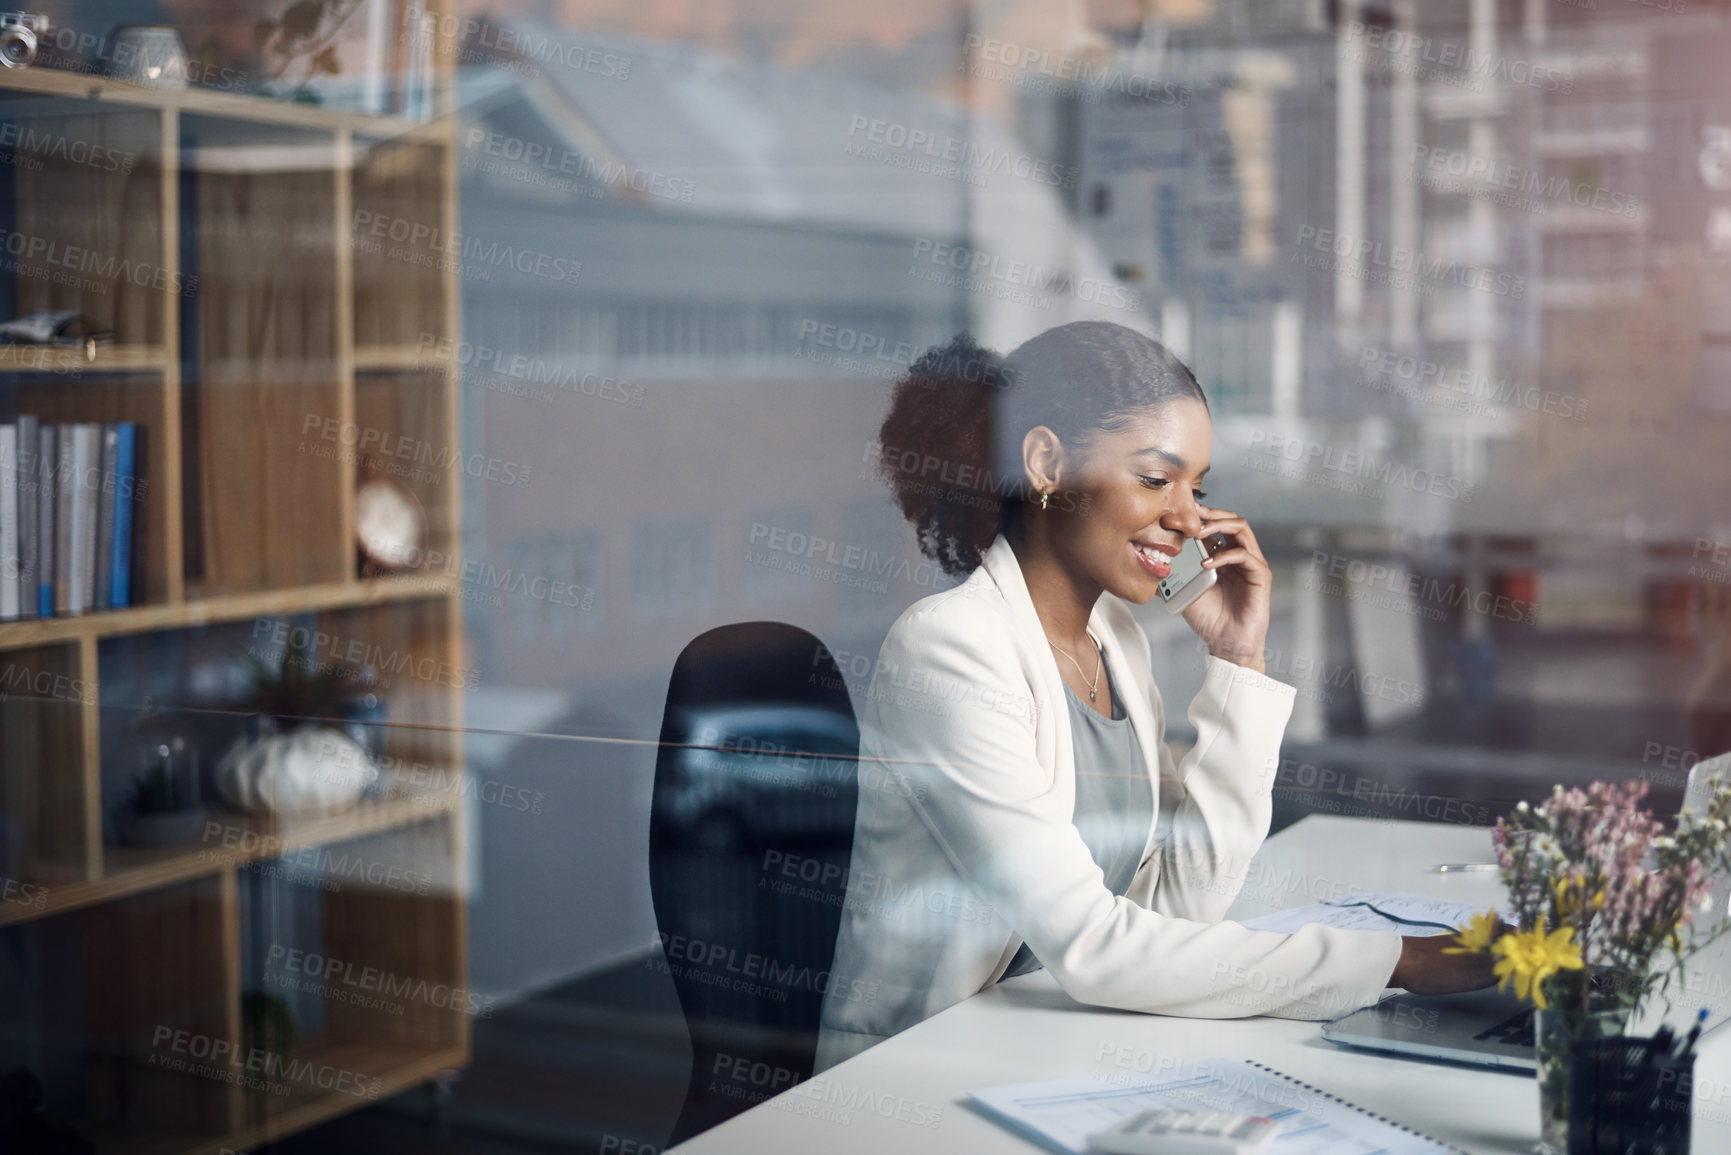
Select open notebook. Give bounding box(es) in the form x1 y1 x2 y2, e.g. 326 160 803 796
972 1058 1461 1155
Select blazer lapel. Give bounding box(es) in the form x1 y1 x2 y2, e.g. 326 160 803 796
980 534 1067 729
980 534 1074 798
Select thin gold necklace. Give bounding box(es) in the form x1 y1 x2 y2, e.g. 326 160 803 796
1047 634 1102 703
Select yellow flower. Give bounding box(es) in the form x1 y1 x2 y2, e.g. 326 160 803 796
1445 910 1499 955
1490 918 1584 1009
1551 876 1604 918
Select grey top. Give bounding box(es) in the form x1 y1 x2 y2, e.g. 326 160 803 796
1000 652 1155 980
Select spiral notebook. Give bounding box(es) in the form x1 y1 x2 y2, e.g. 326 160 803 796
971 1058 1461 1154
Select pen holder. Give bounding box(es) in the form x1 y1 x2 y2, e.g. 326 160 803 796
1566 1034 1692 1155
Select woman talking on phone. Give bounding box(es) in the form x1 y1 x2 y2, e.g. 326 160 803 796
815 322 1491 1070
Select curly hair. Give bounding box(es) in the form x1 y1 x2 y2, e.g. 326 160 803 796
876 321 1208 577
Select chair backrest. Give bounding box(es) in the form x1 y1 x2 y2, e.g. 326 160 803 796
648 622 859 1146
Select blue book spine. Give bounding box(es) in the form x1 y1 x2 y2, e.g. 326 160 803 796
36 424 52 617
111 423 134 608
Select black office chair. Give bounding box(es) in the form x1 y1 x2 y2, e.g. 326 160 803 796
648 622 859 1146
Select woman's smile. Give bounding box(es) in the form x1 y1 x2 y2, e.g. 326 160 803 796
1130 539 1179 581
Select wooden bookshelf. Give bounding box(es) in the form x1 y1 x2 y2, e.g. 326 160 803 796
0 5 470 1151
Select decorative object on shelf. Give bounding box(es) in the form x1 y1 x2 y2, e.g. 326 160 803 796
0 1066 94 1154
103 24 189 88
0 13 47 70
214 635 378 814
0 311 113 361
216 722 375 813
1446 778 1731 1154
253 0 388 112
241 990 299 1068
113 698 206 847
356 455 427 575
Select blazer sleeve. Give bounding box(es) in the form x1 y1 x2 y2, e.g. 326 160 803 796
869 598 1402 1022
1145 654 1296 923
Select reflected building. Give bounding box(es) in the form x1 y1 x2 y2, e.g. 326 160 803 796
443 19 1152 992
1048 1 1731 760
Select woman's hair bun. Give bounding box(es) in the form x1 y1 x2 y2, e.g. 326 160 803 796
875 332 1014 578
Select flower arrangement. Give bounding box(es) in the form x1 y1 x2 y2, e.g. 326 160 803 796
1450 777 1731 1152
1448 778 1731 1017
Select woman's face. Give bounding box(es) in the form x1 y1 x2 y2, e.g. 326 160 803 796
1045 398 1214 605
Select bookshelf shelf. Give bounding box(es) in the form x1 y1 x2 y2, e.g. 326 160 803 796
0 66 444 140
227 1037 469 1149
0 574 461 651
0 6 469 1153
354 345 451 373
85 1040 469 1155
0 344 168 374
0 786 460 928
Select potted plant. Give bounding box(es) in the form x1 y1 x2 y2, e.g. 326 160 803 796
213 635 379 815
241 990 299 1076
1447 777 1731 1153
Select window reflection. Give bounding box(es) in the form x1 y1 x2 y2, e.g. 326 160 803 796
1 1 1728 1151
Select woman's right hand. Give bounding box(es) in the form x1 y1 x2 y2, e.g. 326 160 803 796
1388 934 1498 995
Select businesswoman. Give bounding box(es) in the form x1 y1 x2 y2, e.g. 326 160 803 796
815 322 1490 1070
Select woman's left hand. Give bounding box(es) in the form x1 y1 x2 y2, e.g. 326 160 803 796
1179 506 1272 674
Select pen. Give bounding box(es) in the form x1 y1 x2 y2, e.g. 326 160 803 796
1679 1007 1709 1062
1428 863 1499 873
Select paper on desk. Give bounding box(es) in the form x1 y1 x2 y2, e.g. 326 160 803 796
1239 891 1489 937
971 1058 1453 1155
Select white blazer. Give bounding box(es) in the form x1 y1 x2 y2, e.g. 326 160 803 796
814 534 1402 1071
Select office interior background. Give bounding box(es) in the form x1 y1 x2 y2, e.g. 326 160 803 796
0 0 1729 1151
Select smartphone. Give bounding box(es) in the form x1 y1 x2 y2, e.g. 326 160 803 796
1157 536 1219 615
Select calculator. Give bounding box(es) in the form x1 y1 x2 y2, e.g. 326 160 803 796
1085 1108 1281 1155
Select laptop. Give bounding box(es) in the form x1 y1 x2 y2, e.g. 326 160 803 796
1323 754 1731 1071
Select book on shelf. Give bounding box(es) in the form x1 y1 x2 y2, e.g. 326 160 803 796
94 425 117 611
36 423 53 617
54 423 70 615
112 423 135 608
0 416 143 623
0 423 16 620
17 414 36 619
68 422 94 614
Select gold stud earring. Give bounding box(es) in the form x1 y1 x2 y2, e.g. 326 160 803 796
1040 491 1050 511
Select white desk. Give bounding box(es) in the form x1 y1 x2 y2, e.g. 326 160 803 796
672 815 1731 1154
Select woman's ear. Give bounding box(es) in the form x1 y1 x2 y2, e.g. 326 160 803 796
1021 425 1064 497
